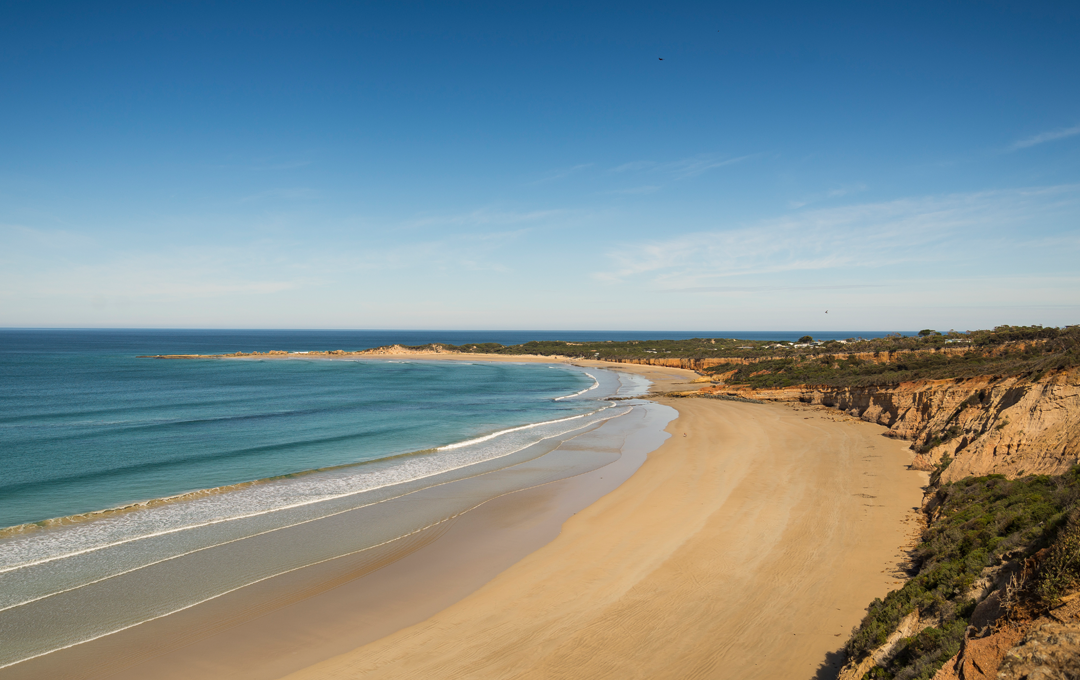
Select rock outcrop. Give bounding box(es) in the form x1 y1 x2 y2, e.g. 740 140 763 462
705 368 1080 482
997 620 1080 679
932 626 1026 680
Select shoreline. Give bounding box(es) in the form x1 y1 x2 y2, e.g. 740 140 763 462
0 359 616 538
1 360 927 679
280 370 927 679
0 366 678 679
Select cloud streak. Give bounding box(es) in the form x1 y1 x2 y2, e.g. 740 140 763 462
596 184 1080 288
608 153 757 179
656 153 756 179
609 161 656 173
238 187 321 203
1011 123 1080 150
788 183 868 209
606 185 660 195
402 207 568 230
527 163 594 185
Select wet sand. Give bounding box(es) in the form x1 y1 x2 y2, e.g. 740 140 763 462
274 361 926 680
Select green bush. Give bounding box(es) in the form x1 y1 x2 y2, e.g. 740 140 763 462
699 328 1079 388
401 327 1080 382
1036 511 1080 603
845 467 1080 678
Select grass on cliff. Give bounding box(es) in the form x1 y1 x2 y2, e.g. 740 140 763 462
846 465 1080 680
701 326 1080 388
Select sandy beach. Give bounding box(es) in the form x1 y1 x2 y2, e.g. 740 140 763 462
2 359 926 680
276 360 926 679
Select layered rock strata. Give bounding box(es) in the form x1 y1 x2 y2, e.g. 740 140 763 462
702 368 1080 482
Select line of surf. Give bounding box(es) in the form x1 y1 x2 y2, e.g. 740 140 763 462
437 404 607 451
553 371 600 401
0 408 630 615
0 410 637 670
0 403 619 575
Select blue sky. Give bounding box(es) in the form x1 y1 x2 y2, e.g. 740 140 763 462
2 1 1078 331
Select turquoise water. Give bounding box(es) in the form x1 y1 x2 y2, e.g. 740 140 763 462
0 331 607 529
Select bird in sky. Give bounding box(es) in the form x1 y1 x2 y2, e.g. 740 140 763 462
826 310 829 314
658 57 663 61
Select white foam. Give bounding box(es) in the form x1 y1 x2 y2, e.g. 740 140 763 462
554 371 600 400
0 394 621 576
437 405 609 450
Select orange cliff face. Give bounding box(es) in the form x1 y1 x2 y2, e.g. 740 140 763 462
704 368 1080 482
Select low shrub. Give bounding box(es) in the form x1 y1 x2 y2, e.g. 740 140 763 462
1036 511 1080 603
844 467 1080 678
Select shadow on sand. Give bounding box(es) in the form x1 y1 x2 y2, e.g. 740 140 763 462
812 647 847 680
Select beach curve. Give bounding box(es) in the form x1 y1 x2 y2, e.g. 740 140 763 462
0 359 927 679
272 361 926 680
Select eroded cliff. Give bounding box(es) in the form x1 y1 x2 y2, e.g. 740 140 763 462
702 368 1080 482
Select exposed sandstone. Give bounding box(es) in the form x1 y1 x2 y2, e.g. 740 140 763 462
702 368 1080 482
998 620 1080 679
932 626 1026 680
839 611 923 680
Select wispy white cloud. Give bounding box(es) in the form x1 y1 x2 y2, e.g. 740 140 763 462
609 161 656 173
403 207 568 230
788 183 868 209
656 153 757 179
239 187 321 203
262 160 312 170
607 153 757 180
596 184 1080 287
527 163 594 185
607 185 661 195
242 160 312 171
1011 123 1080 150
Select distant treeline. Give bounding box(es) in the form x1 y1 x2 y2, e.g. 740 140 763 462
393 326 1079 387
701 326 1080 388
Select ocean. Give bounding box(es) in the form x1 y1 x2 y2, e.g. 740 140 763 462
0 330 658 670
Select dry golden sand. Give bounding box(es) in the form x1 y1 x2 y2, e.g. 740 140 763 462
278 360 927 680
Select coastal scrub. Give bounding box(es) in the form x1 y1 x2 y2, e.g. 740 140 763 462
845 466 1080 680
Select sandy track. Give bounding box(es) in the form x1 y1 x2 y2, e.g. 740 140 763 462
283 383 925 680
